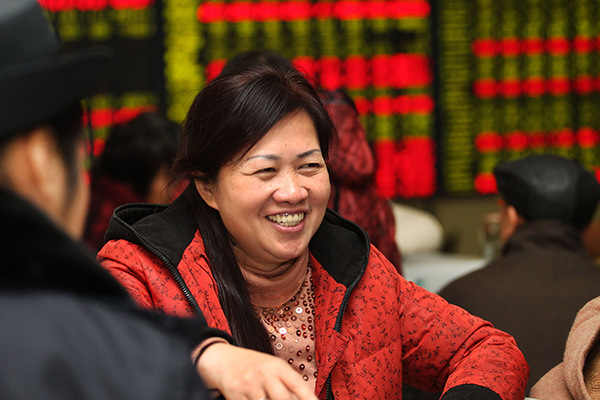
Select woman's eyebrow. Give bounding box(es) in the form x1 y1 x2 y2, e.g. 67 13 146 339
246 154 279 161
298 149 321 159
245 149 321 161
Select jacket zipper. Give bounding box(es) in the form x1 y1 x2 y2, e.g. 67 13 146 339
127 226 207 324
325 259 367 400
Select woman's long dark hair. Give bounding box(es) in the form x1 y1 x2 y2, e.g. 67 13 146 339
172 64 335 353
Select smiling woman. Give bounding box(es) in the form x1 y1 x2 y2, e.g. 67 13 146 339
195 110 330 269
98 64 529 400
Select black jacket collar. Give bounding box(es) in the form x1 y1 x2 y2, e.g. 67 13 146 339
0 187 130 299
105 185 370 288
502 219 586 257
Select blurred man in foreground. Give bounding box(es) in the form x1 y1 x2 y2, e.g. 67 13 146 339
0 1 217 397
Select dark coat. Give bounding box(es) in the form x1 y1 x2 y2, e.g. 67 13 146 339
439 219 600 394
0 188 221 399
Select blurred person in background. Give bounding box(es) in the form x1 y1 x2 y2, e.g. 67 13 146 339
439 154 600 394
84 111 182 252
320 88 402 271
582 216 600 262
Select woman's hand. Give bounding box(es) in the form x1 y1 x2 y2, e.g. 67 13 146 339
196 342 318 400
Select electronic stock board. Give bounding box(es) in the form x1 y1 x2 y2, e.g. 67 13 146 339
39 0 600 198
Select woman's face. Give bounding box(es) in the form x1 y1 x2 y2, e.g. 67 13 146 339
196 109 330 268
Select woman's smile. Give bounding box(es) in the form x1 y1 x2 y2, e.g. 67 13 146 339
266 212 305 227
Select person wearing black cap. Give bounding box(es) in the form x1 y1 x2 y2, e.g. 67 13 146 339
0 1 218 398
439 154 600 395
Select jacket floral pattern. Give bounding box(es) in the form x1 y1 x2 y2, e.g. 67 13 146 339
98 193 528 400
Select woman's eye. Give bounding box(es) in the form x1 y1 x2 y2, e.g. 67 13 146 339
255 167 276 174
301 163 322 169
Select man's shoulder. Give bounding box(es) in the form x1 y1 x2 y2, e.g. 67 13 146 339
0 291 209 400
438 261 505 299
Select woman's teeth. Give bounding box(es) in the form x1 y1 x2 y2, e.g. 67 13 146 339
267 212 305 227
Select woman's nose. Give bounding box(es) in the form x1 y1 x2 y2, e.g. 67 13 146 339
272 173 309 203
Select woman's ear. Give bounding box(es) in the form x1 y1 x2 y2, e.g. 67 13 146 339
194 180 218 210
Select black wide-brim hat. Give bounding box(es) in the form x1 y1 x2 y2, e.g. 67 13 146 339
0 0 112 138
494 154 600 229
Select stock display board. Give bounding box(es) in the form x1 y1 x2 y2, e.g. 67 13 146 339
40 0 163 154
434 0 600 195
39 0 600 198
164 0 436 199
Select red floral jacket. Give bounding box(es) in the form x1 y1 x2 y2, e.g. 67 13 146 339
98 192 529 400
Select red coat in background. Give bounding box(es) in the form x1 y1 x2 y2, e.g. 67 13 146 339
84 175 146 253
321 89 402 271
